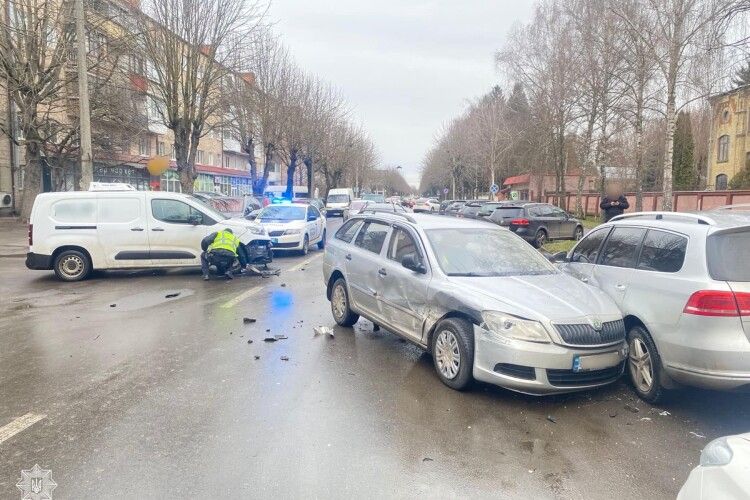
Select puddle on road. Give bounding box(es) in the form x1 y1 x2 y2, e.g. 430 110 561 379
104 289 194 312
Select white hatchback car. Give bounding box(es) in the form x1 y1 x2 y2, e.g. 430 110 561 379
255 202 327 255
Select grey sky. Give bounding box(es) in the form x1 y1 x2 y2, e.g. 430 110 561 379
269 0 535 187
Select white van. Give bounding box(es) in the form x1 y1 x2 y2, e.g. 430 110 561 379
325 188 355 217
26 190 272 281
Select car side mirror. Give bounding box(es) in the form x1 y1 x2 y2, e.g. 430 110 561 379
402 253 426 274
188 213 203 225
551 251 569 263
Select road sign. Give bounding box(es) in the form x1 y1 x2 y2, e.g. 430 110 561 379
443 187 449 194
490 183 499 194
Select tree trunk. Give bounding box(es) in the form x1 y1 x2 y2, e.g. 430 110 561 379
19 142 43 222
284 148 297 199
304 157 313 197
634 101 645 212
662 96 676 210
257 142 275 195
174 125 196 193
243 138 258 191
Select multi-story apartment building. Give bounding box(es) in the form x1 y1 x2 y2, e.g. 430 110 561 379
0 0 290 207
708 84 750 189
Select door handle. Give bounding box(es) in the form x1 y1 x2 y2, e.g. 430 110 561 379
615 284 627 290
378 268 387 277
152 228 165 232
580 277 589 283
345 254 352 261
131 227 144 232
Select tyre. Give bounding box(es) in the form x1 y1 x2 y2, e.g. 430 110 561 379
431 317 474 390
533 229 547 248
53 249 92 282
574 225 584 241
317 229 326 250
330 278 359 327
627 325 665 403
300 234 309 256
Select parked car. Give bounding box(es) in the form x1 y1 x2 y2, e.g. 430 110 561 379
439 199 456 214
296 197 325 214
413 198 440 212
488 202 584 247
362 193 386 203
556 211 750 402
255 202 326 255
444 200 467 216
476 202 507 219
26 189 272 281
326 188 355 217
323 212 627 394
678 433 750 500
456 200 486 219
343 199 369 221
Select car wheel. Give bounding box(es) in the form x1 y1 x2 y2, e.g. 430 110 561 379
330 278 359 327
317 229 326 250
627 325 665 403
431 317 474 390
301 234 309 256
533 229 547 248
53 249 91 282
574 226 584 240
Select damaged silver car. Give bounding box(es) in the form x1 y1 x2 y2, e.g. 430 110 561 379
323 212 628 395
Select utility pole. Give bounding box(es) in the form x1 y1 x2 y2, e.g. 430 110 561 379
75 0 93 190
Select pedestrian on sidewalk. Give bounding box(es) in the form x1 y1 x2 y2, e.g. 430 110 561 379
600 183 630 223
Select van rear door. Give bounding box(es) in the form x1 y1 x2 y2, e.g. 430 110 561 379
97 194 152 267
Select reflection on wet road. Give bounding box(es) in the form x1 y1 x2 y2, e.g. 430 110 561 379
0 218 749 498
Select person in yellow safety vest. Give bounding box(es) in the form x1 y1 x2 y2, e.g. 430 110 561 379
200 228 246 281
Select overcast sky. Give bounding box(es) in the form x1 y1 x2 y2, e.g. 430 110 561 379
268 0 536 187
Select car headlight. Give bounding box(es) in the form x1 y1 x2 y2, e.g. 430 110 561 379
247 226 266 235
481 311 551 344
700 437 733 467
283 228 301 235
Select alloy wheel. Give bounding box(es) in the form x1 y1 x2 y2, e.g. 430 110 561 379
435 330 461 379
332 284 347 321
536 230 547 247
629 337 653 393
574 227 584 240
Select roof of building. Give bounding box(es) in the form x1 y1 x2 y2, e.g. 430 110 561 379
503 174 530 186
708 84 750 101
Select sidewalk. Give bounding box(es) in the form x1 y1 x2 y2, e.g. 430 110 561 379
0 218 27 258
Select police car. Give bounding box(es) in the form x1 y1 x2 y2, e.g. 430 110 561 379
255 201 326 255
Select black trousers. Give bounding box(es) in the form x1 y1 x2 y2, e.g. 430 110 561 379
201 249 238 275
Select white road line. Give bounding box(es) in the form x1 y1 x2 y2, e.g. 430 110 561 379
0 413 46 445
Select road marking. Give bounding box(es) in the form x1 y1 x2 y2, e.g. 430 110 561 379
0 413 46 445
288 254 321 273
220 286 263 309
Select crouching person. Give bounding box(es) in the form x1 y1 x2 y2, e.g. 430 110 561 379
201 228 246 281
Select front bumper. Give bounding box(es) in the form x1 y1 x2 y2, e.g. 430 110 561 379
26 252 53 270
472 324 628 395
269 233 304 250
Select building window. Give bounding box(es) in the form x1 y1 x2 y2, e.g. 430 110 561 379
717 135 729 163
138 136 151 156
716 174 728 190
721 109 730 123
129 54 145 75
196 150 206 164
157 141 166 156
161 170 181 192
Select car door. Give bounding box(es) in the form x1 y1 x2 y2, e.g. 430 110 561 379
551 206 575 238
377 226 431 341
97 194 152 267
592 226 648 308
536 204 562 238
147 198 217 266
307 205 323 242
560 226 612 285
347 220 392 319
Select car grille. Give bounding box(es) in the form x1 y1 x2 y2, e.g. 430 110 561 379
494 363 536 380
272 242 298 249
554 319 625 346
546 362 625 387
268 230 285 237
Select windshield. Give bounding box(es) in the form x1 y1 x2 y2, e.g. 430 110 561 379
426 228 556 277
328 194 350 203
707 229 750 281
258 205 306 222
363 194 385 202
188 195 228 220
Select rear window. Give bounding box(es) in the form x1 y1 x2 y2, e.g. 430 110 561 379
490 207 523 221
707 229 750 281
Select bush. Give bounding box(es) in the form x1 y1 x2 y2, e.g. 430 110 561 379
729 166 750 190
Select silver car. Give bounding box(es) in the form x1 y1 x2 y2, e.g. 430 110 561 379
558 211 750 403
322 212 628 395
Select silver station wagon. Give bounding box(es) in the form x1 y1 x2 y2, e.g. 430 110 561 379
322 212 628 395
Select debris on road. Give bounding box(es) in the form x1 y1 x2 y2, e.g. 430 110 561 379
247 340 253 344
609 411 618 418
546 415 556 424
109 304 116 308
624 404 640 414
689 432 706 439
263 337 277 342
254 355 260 360
422 457 433 462
243 317 257 324
314 326 334 338
165 292 180 298
640 417 652 422
280 356 289 361
659 410 671 416
274 335 288 340
280 283 287 287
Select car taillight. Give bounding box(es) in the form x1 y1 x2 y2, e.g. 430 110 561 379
28 224 33 246
683 290 750 317
511 218 529 226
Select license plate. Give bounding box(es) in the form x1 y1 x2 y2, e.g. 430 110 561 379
271 238 278 244
572 351 621 372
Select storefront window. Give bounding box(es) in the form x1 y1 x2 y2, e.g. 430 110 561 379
161 170 182 192
94 165 150 190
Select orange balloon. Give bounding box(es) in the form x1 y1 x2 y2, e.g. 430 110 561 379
147 156 170 176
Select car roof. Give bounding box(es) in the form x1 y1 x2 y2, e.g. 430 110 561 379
602 211 750 236
351 211 492 230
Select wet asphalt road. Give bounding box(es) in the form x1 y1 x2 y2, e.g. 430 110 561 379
1 218 749 499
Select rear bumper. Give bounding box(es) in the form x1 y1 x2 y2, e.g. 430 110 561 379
26 252 53 270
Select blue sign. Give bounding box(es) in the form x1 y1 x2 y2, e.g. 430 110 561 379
490 183 500 194
443 187 449 194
